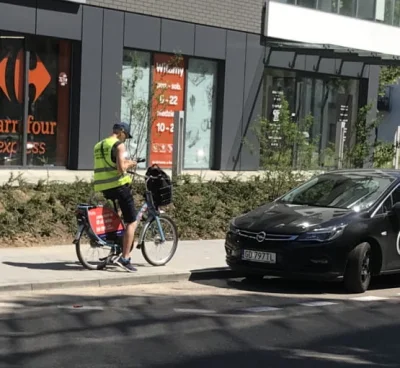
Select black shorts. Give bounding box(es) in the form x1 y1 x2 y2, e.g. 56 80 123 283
102 184 137 224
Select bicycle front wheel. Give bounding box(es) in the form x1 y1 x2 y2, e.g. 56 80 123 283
141 214 178 266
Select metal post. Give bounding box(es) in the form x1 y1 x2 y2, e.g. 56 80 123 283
172 111 185 179
21 47 30 167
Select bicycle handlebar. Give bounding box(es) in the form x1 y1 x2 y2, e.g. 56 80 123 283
126 158 158 179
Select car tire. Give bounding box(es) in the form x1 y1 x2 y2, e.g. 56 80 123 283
344 242 372 294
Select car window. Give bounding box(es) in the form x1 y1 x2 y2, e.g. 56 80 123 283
381 196 393 214
288 179 336 205
278 172 395 211
392 188 400 205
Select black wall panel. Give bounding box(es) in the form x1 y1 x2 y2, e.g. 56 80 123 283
219 30 246 170
0 0 36 35
194 25 226 60
77 6 103 170
240 34 264 171
124 13 161 51
99 9 124 140
36 0 82 40
160 19 195 55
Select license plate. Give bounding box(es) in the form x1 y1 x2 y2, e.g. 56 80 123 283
242 250 276 263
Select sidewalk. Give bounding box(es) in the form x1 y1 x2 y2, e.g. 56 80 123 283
0 239 239 293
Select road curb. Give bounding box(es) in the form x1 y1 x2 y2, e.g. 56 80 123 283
0 268 241 293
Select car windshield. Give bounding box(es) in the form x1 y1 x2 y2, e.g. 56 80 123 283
278 172 395 211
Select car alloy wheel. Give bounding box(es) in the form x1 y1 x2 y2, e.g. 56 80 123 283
344 242 372 293
360 250 371 284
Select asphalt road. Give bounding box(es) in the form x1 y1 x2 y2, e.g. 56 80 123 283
1 275 400 368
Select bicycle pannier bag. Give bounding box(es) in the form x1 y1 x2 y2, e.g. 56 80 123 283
145 165 172 207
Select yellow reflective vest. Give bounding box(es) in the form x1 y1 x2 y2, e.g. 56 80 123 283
93 136 132 192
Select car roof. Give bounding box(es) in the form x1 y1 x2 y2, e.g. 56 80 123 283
320 169 400 180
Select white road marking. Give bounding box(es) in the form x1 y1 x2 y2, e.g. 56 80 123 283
174 308 217 314
350 296 390 301
241 306 282 313
0 302 24 308
57 305 105 310
300 301 339 307
292 349 380 365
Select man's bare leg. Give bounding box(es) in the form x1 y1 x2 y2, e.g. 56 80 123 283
122 221 137 259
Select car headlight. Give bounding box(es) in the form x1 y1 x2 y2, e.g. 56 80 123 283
296 224 347 243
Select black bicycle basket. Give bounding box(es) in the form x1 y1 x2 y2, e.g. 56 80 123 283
145 165 172 207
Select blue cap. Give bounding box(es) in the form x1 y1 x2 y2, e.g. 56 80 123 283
113 122 133 139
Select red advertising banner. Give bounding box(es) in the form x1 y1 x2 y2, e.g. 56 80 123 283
88 207 124 236
149 53 185 168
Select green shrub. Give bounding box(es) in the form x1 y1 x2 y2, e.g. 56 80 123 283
0 172 304 246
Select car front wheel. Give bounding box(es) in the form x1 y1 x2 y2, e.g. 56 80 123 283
344 242 372 293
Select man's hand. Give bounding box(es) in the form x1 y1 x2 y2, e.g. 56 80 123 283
125 160 137 169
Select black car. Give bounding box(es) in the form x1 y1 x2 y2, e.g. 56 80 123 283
225 169 400 293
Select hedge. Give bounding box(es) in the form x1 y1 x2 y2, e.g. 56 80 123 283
0 172 305 247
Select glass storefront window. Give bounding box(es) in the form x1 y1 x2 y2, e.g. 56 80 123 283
262 70 360 170
318 0 338 13
297 0 317 8
27 38 71 167
270 0 400 27
383 0 394 24
272 0 400 27
339 0 357 16
394 0 400 25
120 52 219 170
120 49 151 169
0 36 24 166
357 0 376 20
0 34 71 167
184 58 218 169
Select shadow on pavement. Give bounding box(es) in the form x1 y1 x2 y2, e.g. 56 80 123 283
190 272 400 296
2 261 84 271
2 260 149 271
0 287 398 367
148 340 398 368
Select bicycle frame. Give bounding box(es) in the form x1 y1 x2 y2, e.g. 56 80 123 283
74 190 166 250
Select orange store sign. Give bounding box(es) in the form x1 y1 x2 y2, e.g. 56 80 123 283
149 53 185 168
0 50 51 103
0 115 57 155
0 49 55 156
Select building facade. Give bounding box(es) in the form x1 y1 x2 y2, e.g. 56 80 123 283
0 0 398 172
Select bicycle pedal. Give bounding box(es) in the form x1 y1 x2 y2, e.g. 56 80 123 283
136 243 142 250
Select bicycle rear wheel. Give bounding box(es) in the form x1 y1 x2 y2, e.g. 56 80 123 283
75 229 114 270
141 214 178 266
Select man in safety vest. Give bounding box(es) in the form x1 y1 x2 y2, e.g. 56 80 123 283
93 122 138 272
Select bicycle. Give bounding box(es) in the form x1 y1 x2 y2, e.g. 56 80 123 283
73 158 179 270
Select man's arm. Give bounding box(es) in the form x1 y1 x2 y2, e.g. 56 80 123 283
116 143 137 174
